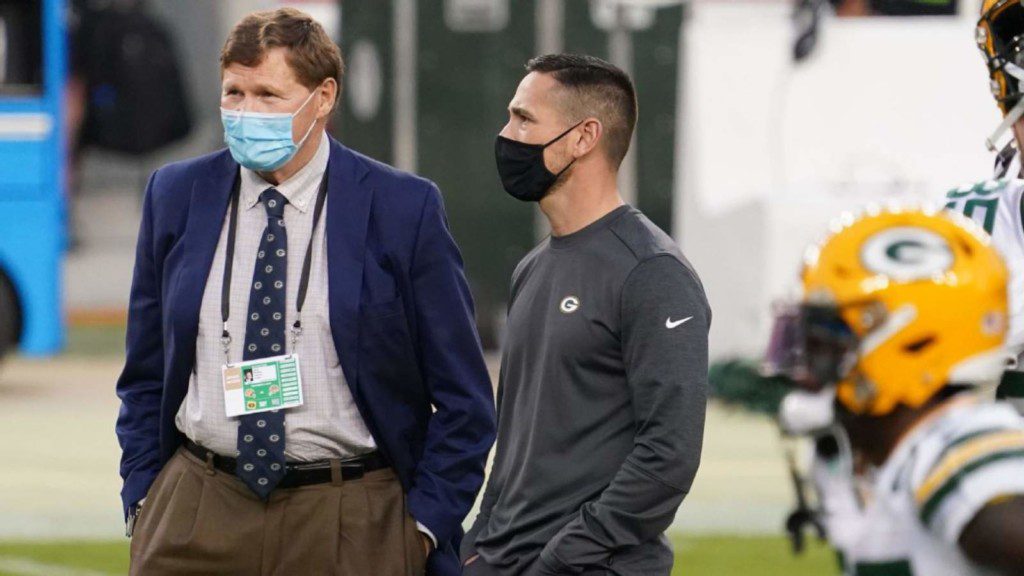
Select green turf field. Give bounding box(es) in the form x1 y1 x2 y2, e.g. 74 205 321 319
0 535 838 575
674 536 837 575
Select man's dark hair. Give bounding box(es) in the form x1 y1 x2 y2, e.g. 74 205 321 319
526 53 637 168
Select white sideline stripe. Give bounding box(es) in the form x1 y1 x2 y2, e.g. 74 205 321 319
0 114 53 140
0 556 115 576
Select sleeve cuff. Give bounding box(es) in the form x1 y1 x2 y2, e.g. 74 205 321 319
416 521 438 548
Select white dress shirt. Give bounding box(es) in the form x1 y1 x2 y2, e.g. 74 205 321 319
175 134 377 461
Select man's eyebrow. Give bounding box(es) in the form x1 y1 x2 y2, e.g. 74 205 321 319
510 105 535 121
222 80 283 94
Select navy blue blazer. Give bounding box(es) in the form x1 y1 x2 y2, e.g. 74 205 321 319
115 137 496 576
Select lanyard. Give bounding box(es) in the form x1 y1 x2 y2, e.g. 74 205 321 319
220 168 330 360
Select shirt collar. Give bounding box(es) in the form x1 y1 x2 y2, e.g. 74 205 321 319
240 132 330 214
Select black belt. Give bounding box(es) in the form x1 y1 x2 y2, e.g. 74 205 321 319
184 439 389 489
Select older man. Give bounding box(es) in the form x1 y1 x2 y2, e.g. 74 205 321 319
115 9 494 576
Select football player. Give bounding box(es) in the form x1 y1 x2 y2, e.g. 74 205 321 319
941 0 1024 408
980 0 1024 178
764 207 1024 575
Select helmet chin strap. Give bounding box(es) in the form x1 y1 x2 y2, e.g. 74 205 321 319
987 62 1024 152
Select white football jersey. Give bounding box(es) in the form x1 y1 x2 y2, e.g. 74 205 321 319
943 179 1024 356
816 397 1024 576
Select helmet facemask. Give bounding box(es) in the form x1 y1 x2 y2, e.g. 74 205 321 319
764 302 866 394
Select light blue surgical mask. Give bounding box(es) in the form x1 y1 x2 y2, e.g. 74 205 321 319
220 88 319 172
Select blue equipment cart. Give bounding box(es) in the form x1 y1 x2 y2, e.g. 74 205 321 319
0 0 66 357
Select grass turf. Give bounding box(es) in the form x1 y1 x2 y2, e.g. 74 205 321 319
0 535 838 575
0 541 129 574
674 536 837 575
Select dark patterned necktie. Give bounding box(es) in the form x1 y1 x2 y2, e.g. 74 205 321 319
236 187 288 499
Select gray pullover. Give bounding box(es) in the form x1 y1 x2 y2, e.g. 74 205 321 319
462 206 711 575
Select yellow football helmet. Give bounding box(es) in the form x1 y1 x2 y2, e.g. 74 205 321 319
767 207 1008 417
978 0 1024 149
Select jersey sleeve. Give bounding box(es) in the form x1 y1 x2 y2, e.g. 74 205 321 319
914 427 1024 545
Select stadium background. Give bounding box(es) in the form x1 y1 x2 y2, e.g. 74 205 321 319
0 0 988 573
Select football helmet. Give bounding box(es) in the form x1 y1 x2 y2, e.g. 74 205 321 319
765 207 1008 416
978 0 1024 149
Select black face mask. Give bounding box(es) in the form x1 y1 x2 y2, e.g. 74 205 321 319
494 122 582 202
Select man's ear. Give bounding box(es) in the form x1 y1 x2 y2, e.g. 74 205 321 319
318 78 339 118
572 118 603 159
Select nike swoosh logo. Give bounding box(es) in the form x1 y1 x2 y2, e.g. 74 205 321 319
666 316 693 329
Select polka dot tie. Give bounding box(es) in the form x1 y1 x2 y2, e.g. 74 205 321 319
236 187 288 500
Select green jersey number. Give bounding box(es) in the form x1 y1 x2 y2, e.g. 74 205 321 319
945 198 998 234
945 180 1006 235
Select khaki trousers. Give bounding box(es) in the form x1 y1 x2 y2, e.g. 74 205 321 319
129 447 428 576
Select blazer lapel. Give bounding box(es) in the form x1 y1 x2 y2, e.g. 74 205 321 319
169 151 237 397
325 137 372 394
